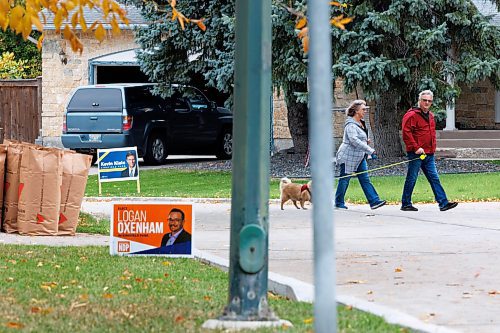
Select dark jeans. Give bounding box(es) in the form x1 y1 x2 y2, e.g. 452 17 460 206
401 153 449 208
335 159 381 208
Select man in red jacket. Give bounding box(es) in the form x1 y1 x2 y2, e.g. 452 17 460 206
401 90 458 212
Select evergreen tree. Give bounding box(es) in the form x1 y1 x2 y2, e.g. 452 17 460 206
332 0 500 157
133 1 234 107
133 0 312 153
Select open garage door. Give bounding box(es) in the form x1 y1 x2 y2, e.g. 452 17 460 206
89 49 148 84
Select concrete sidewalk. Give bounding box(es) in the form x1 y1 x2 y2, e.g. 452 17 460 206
2 199 499 333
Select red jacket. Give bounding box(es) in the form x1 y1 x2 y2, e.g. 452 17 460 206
401 107 437 154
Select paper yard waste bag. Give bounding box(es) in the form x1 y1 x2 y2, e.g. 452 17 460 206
17 147 63 235
0 145 7 231
58 151 92 236
3 144 25 233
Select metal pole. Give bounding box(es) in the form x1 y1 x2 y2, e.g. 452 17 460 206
220 0 274 321
308 0 336 332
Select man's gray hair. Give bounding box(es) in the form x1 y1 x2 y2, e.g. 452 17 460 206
418 90 434 100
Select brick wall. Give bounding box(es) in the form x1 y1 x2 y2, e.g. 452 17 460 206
41 30 138 147
272 80 359 152
456 80 500 129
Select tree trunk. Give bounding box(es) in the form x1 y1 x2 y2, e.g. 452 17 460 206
373 91 404 157
283 82 308 154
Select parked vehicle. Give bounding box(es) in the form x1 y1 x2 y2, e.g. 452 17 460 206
61 83 233 164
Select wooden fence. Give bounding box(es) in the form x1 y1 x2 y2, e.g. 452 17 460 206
0 78 42 143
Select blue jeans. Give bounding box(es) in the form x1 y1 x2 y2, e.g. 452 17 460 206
401 153 449 208
335 159 381 207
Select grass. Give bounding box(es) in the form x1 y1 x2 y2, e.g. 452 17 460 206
0 245 407 333
85 169 500 203
76 213 109 235
486 160 500 165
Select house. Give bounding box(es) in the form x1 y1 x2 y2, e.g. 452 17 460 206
39 1 499 155
40 5 148 148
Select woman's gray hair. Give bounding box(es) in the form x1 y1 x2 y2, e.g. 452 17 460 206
418 90 434 100
346 99 366 117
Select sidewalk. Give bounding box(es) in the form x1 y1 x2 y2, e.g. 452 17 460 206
2 199 499 333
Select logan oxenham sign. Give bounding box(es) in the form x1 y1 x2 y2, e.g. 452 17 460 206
110 203 194 257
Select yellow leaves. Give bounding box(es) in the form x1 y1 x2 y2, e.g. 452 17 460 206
102 293 113 299
94 23 105 42
330 14 353 30
303 317 314 324
394 267 403 272
191 18 206 32
162 261 172 266
295 17 307 30
289 2 352 54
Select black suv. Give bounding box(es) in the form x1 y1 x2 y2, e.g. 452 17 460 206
61 83 233 164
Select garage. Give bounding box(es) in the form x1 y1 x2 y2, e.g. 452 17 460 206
88 49 148 84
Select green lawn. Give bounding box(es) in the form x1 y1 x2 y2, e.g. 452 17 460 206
85 169 500 203
0 245 406 333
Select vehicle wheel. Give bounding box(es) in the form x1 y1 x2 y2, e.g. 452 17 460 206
216 128 232 160
91 153 97 165
144 133 168 165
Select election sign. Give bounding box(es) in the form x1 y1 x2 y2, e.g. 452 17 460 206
97 147 140 194
97 147 140 181
110 202 194 257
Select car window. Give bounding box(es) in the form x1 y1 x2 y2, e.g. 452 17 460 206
125 86 157 109
181 87 209 111
68 88 122 110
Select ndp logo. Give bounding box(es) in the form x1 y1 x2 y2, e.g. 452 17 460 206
118 241 130 253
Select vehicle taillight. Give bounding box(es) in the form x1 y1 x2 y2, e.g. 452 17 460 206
63 115 67 133
122 115 133 131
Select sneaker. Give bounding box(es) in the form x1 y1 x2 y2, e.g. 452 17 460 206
335 205 348 210
401 205 418 211
371 200 386 210
440 202 458 211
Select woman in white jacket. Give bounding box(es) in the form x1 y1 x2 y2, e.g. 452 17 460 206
335 100 386 210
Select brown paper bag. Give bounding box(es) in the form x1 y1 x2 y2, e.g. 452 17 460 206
3 144 25 233
17 146 63 235
58 151 92 236
0 145 7 231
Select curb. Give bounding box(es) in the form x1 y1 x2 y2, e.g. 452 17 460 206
84 196 283 204
194 250 460 333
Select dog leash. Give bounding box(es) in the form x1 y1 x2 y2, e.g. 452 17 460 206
335 154 427 180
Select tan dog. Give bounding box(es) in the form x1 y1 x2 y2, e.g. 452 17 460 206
280 177 312 210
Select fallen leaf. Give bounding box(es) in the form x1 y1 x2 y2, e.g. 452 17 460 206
37 262 43 267
6 322 24 329
303 317 314 324
162 261 172 266
102 293 113 299
394 267 403 272
79 294 89 301
488 290 499 295
31 306 41 313
346 280 365 284
203 295 212 301
6 277 14 282
367 290 373 295
8 260 17 265
175 315 184 323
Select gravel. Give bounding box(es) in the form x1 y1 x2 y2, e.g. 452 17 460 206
157 153 500 179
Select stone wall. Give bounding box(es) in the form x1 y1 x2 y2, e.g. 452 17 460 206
272 80 360 152
456 80 500 129
41 30 138 147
